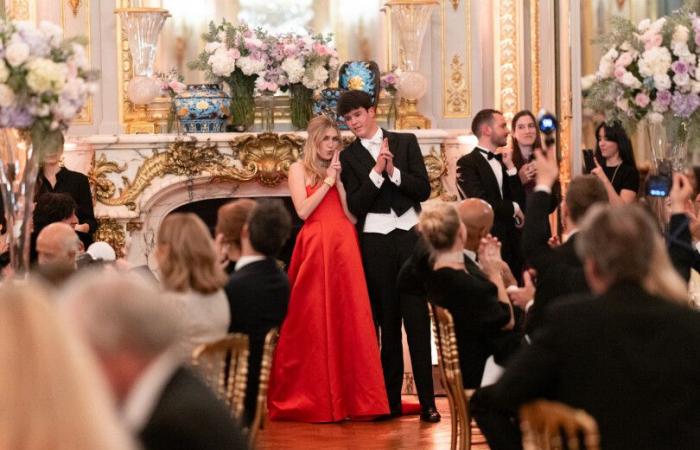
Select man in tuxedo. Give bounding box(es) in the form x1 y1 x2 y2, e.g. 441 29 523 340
62 273 248 450
472 203 700 450
521 147 607 335
337 90 438 422
457 109 526 278
225 199 291 426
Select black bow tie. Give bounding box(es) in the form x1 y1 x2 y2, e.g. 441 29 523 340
479 149 502 162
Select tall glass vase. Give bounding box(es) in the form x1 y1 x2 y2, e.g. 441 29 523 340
647 120 689 172
290 84 313 130
0 129 39 274
226 71 256 131
259 93 275 132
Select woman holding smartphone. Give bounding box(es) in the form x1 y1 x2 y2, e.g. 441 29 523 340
591 121 639 205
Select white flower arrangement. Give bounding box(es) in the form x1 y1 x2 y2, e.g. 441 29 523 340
0 19 98 142
584 7 700 150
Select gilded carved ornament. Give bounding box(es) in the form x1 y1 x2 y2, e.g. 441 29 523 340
424 145 450 200
69 0 81 16
226 133 305 187
446 55 468 115
94 219 126 258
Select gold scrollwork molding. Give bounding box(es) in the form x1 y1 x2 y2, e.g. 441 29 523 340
8 0 33 20
68 0 81 17
530 0 541 114
495 0 520 122
93 134 306 210
450 0 460 11
445 55 469 115
424 145 448 199
227 133 305 187
94 219 126 258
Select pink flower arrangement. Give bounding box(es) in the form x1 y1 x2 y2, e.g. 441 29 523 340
380 66 402 96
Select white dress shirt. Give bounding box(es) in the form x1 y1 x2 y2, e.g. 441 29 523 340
235 255 266 271
475 146 520 215
361 128 419 234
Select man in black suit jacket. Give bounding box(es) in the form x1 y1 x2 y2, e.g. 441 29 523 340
337 90 438 422
61 273 248 450
472 204 700 450
457 109 526 278
225 199 291 426
521 148 608 335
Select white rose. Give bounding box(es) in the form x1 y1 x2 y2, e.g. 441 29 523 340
26 58 67 93
281 57 304 84
672 42 691 58
691 80 700 94
621 72 642 89
0 84 15 107
5 41 30 67
0 61 9 83
236 56 265 76
672 25 689 44
205 42 222 54
638 19 651 32
674 72 690 87
654 74 672 90
646 112 664 124
602 47 619 62
581 74 596 91
638 47 672 77
71 43 88 70
596 60 614 79
302 65 328 90
208 48 236 77
39 20 63 47
651 18 666 34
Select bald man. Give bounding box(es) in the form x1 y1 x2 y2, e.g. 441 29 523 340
35 222 81 269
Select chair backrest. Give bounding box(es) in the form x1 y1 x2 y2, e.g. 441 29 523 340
430 304 473 450
192 333 250 420
247 327 279 447
520 400 600 450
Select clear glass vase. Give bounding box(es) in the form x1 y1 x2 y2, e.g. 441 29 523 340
259 93 275 132
647 120 689 173
0 129 39 275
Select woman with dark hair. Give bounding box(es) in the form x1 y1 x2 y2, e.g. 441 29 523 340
511 110 543 192
591 121 639 205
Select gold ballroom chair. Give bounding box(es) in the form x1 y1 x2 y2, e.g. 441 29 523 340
191 333 250 420
247 328 279 448
520 400 600 450
430 304 485 450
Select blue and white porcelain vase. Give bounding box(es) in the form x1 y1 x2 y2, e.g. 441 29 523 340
174 84 231 133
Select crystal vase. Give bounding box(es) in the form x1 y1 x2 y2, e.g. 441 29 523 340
290 84 314 130
647 120 689 173
0 129 39 274
259 93 275 132
226 71 256 132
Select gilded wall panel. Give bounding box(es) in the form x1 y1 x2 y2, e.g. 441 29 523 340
441 0 470 118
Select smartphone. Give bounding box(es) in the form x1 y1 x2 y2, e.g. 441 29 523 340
647 175 672 197
582 149 595 174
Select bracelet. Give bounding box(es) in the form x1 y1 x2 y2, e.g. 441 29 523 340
323 176 335 187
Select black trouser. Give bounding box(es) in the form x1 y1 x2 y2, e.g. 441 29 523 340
360 228 435 413
470 390 522 450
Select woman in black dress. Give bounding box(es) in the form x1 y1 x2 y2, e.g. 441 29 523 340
35 137 96 249
591 121 640 205
419 202 517 388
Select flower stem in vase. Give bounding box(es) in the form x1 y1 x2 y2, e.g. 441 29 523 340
227 72 256 131
290 84 314 130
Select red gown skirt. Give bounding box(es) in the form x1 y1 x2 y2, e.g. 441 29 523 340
267 185 389 422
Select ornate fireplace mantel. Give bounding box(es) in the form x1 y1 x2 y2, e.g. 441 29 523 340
66 130 470 268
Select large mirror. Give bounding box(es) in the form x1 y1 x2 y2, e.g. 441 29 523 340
156 0 385 84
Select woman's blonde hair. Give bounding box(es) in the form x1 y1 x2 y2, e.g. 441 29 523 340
576 203 688 303
303 115 340 186
418 202 462 253
157 213 228 294
0 282 135 450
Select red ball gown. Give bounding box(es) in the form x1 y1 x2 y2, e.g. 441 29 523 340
268 184 389 422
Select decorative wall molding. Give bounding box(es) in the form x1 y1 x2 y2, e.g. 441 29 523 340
68 0 80 17
441 0 470 118
530 0 541 114
94 219 126 258
495 0 520 122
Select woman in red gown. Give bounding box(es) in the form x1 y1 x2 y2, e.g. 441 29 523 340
268 115 389 422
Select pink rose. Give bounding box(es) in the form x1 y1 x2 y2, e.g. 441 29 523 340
228 48 240 59
644 33 663 50
634 92 650 108
615 51 634 68
614 66 627 80
169 81 186 94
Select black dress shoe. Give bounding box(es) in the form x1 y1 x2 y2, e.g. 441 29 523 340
420 407 441 423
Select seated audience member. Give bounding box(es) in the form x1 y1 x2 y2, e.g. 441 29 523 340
471 203 700 450
35 222 81 270
521 147 607 335
0 282 135 450
417 202 517 388
215 198 256 274
156 213 229 355
61 272 248 450
225 199 291 426
31 192 78 262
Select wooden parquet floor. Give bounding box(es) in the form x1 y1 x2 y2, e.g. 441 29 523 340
257 397 490 450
